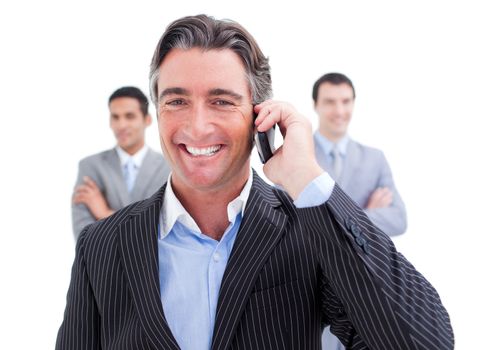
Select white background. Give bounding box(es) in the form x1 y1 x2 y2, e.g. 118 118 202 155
1 0 479 348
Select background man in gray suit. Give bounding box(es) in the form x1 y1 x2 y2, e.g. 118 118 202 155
313 73 407 236
313 73 407 349
72 86 170 239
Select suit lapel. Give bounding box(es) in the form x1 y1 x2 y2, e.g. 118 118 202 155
211 174 287 350
118 187 180 350
132 149 157 202
338 140 360 188
104 149 130 206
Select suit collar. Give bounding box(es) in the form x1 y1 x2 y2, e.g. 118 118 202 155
211 172 287 349
119 172 286 350
103 146 162 203
159 170 254 239
115 144 149 168
314 130 350 156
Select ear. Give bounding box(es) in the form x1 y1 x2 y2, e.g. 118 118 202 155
145 114 152 127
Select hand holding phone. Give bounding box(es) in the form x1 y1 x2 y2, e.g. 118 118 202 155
253 100 324 199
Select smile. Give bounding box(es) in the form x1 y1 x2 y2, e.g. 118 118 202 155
185 145 221 157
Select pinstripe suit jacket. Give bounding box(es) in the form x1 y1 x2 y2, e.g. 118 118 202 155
57 172 453 349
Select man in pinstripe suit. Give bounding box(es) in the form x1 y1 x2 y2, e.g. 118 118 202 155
57 15 454 350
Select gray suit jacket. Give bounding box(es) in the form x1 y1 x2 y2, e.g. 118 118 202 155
314 134 407 236
72 148 170 239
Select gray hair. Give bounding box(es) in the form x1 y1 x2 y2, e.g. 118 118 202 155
149 14 272 107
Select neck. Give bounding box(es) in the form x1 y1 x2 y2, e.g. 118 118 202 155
318 128 345 144
121 141 145 156
171 172 249 241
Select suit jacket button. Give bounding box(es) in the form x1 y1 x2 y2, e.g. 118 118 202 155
351 225 361 238
346 217 355 230
362 242 371 254
355 236 366 246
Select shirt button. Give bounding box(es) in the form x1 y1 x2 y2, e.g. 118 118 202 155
213 253 221 262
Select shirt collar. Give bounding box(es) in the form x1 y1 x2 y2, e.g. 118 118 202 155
314 131 349 156
115 144 149 168
159 169 253 239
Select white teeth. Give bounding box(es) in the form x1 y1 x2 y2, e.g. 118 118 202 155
186 145 221 156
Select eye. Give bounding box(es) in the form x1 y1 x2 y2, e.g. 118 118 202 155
166 99 186 106
213 99 234 106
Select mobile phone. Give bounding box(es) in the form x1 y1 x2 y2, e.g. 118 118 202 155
253 112 276 164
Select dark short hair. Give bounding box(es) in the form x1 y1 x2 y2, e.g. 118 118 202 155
108 86 150 116
149 14 272 106
312 73 356 103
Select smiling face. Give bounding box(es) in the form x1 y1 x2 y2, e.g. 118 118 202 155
109 97 151 155
156 48 254 195
314 82 355 142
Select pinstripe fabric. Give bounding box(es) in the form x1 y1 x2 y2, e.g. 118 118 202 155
57 172 454 349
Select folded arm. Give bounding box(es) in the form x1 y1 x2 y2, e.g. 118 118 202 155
72 160 113 239
364 154 407 236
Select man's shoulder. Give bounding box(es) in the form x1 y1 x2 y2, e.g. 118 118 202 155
143 148 171 177
145 148 168 164
349 139 385 159
78 148 115 165
250 171 295 210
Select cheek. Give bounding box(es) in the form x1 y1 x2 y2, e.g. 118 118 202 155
158 122 176 145
234 124 254 149
157 114 174 131
133 123 145 134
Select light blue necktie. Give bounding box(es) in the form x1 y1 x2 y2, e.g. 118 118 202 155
123 158 137 192
331 144 343 179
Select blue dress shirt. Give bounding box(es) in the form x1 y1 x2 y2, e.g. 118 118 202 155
158 170 334 350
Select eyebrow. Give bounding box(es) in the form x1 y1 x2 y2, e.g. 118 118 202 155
159 87 190 101
208 88 243 102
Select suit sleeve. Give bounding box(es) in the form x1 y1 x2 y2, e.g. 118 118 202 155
72 159 98 240
56 228 101 350
364 152 407 236
300 185 454 349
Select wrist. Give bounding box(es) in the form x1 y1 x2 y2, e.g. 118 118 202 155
94 208 114 220
283 165 324 200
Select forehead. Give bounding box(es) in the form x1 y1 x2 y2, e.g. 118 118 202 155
318 82 354 100
109 97 142 111
157 48 250 96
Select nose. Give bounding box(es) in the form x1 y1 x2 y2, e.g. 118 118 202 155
184 104 216 140
111 117 128 133
112 116 129 130
333 101 346 115
118 118 129 129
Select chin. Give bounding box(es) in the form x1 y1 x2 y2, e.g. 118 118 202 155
177 168 231 192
